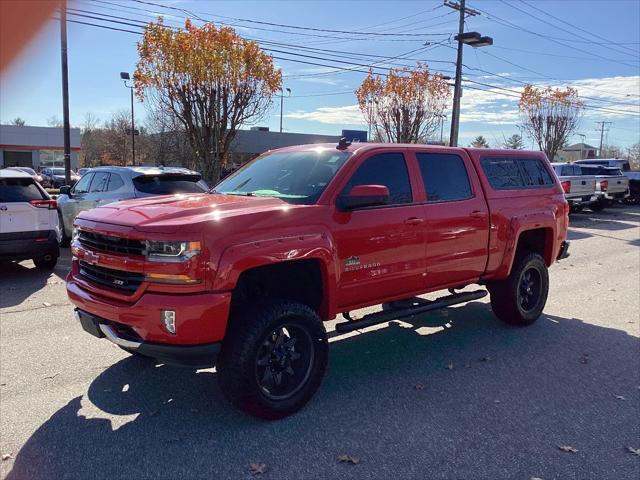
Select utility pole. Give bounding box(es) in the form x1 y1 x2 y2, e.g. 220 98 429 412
444 0 488 147
596 121 612 158
279 87 291 133
60 3 71 185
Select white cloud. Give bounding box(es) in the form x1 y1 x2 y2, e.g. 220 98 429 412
286 104 363 125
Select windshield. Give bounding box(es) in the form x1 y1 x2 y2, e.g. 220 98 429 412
214 149 351 205
132 174 207 194
51 168 76 176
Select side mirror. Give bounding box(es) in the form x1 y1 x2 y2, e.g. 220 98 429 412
59 185 71 196
339 184 390 210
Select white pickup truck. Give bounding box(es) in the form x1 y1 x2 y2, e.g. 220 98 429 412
578 165 630 211
551 163 596 213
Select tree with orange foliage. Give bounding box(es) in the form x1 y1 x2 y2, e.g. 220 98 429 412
355 64 450 144
519 85 584 161
135 18 281 181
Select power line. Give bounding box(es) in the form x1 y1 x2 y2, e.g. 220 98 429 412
130 0 451 37
518 0 640 56
469 2 639 68
63 11 640 117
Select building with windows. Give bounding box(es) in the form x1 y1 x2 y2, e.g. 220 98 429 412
555 143 598 162
0 124 81 170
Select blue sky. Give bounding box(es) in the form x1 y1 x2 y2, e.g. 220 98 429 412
1 0 639 149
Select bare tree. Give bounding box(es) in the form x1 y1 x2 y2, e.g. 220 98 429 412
519 85 583 161
10 117 26 126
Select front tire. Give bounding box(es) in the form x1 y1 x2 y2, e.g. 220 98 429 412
217 300 328 420
33 253 58 270
488 252 549 326
58 212 71 247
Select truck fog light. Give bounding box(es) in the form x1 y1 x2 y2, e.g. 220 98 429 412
161 310 176 335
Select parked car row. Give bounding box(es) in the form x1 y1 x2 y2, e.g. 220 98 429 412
552 159 634 213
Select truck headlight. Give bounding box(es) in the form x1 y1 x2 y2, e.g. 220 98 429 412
145 240 201 263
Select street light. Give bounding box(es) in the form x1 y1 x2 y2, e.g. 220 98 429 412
279 87 291 133
446 0 493 147
120 71 136 165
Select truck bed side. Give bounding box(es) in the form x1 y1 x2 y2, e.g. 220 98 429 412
464 149 568 281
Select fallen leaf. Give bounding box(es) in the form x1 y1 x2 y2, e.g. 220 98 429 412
446 363 454 370
414 383 425 390
163 398 173 405
626 447 640 456
558 445 578 453
613 395 626 401
337 454 360 464
250 463 267 475
579 354 589 364
2 453 12 461
42 302 51 307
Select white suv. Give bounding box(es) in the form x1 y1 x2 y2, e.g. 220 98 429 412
0 169 61 269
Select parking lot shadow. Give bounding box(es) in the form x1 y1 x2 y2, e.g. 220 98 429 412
6 302 639 479
0 249 71 309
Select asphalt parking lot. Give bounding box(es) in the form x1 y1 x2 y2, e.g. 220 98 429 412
1 205 639 480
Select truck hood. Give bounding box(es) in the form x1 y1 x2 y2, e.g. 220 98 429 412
76 193 296 233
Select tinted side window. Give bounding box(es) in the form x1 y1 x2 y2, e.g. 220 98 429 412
0 178 46 202
519 158 554 186
72 173 93 194
560 166 573 176
480 157 524 189
342 153 412 205
106 174 124 192
89 172 110 192
416 153 472 202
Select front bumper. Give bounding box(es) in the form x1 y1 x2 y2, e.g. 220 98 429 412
75 309 221 368
67 274 231 365
0 230 59 261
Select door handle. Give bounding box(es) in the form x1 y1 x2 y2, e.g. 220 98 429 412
404 217 424 226
469 210 485 218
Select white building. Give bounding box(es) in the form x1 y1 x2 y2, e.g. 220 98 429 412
0 125 81 170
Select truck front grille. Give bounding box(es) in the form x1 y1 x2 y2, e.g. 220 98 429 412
79 261 144 293
78 230 145 256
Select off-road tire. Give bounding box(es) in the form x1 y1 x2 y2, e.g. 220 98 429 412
33 254 58 270
58 212 71 247
488 252 548 326
217 300 328 420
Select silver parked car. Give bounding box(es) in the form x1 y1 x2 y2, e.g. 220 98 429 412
56 166 208 245
551 162 596 213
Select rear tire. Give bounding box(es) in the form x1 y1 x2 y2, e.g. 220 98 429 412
488 252 548 326
590 201 605 212
217 300 328 420
34 254 58 270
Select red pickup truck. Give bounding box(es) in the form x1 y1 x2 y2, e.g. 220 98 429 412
67 141 569 419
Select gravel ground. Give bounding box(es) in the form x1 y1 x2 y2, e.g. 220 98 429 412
1 204 639 480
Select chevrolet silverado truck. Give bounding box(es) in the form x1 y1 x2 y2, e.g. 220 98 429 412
66 142 569 419
578 165 630 211
551 162 596 213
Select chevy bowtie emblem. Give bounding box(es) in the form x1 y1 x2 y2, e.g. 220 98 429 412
85 251 100 265
345 255 360 267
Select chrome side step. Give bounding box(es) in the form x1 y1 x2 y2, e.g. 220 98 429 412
335 289 488 333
